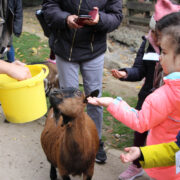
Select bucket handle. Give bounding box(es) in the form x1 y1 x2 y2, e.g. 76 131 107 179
26 64 49 87
41 64 49 79
33 64 49 79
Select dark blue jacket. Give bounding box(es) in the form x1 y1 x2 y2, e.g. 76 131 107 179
8 0 23 37
42 0 123 62
120 37 157 110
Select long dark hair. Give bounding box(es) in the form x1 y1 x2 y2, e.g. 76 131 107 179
156 11 180 31
162 25 180 55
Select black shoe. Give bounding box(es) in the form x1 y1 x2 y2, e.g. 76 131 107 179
95 140 107 164
4 119 10 123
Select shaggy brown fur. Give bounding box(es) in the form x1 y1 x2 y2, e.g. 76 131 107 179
29 61 59 96
44 62 59 96
41 88 99 180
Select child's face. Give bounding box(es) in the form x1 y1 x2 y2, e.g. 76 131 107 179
156 30 162 46
151 30 158 45
159 35 180 75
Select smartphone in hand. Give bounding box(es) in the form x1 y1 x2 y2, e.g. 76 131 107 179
75 15 92 25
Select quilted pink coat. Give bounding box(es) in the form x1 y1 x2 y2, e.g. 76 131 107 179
107 72 180 180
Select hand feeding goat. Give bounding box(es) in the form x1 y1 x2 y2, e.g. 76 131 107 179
41 87 99 180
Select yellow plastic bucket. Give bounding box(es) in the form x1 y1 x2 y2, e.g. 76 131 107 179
0 64 49 123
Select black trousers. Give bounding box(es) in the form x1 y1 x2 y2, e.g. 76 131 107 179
132 96 148 168
133 131 148 168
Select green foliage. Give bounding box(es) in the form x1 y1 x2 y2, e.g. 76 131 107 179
13 32 50 64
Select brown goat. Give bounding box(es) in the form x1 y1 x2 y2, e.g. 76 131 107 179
41 87 99 180
28 61 59 96
43 62 59 96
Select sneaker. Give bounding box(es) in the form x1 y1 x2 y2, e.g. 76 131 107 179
95 140 107 164
118 164 144 180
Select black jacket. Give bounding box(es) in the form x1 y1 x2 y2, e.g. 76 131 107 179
8 0 23 37
0 0 22 54
42 0 123 62
120 37 157 110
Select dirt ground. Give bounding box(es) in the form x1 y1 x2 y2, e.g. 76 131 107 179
0 6 149 180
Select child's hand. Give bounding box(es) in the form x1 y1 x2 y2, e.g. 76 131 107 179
87 97 114 107
120 147 141 163
111 69 127 79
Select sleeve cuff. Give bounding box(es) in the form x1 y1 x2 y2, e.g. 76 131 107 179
113 97 122 105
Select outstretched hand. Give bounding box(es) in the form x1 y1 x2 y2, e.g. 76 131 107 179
87 97 114 107
111 69 127 79
120 147 141 163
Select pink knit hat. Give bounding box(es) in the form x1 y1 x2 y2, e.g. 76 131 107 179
154 0 180 21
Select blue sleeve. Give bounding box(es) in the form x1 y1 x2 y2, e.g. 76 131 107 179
120 38 146 82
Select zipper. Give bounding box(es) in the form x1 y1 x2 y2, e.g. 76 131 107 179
68 0 83 61
90 33 95 53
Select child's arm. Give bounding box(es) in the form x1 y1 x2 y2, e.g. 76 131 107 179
111 69 127 79
120 131 180 169
88 86 173 133
139 141 179 168
111 38 147 81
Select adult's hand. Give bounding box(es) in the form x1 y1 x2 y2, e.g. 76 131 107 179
67 15 83 29
7 63 32 81
83 7 99 26
0 61 31 81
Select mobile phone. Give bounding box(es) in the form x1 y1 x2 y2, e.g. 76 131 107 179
78 15 92 19
75 15 92 25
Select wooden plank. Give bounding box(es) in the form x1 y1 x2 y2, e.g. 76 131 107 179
127 24 149 32
128 16 150 25
127 2 154 11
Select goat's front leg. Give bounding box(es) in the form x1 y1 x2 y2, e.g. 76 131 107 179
50 164 57 180
83 175 92 180
62 175 71 180
59 167 71 180
83 163 94 180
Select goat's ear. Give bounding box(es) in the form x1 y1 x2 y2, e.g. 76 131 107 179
49 94 62 125
84 89 99 103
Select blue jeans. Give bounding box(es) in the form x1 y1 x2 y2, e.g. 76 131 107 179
7 45 15 62
56 54 104 138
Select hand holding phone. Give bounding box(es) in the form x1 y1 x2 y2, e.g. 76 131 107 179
75 15 92 26
75 7 99 26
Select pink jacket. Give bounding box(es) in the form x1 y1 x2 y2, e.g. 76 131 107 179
107 72 180 180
